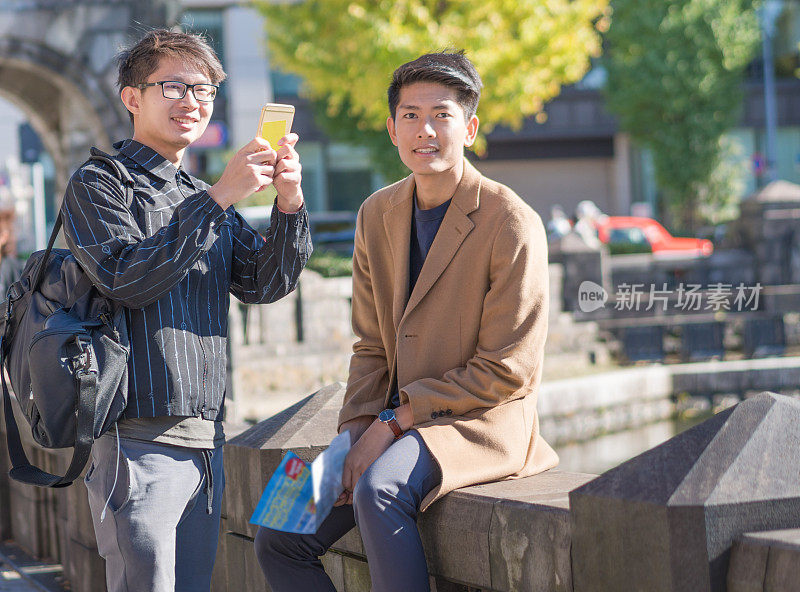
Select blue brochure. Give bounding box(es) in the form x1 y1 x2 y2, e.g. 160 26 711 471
249 431 351 534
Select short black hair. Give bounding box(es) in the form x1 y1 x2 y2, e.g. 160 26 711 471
116 29 226 122
388 50 482 121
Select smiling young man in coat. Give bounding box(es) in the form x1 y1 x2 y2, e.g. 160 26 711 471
256 51 558 592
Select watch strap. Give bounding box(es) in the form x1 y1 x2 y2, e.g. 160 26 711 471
385 417 403 439
379 410 403 439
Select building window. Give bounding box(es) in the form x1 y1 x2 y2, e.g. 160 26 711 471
271 69 302 98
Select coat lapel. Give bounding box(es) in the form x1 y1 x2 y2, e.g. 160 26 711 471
383 175 414 330
401 161 482 324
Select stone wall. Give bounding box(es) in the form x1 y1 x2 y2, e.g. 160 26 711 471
4 377 800 590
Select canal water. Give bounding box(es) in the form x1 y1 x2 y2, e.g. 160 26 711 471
555 407 716 476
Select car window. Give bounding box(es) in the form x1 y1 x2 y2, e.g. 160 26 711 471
608 227 649 246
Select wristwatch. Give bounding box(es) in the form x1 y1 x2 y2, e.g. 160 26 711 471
378 408 403 439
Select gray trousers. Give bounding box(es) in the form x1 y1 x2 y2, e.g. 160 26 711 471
84 434 225 592
255 430 441 592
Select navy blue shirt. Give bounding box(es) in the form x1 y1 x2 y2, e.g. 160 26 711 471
392 194 451 407
409 196 451 295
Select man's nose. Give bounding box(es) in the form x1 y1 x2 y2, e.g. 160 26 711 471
180 88 201 108
417 119 436 138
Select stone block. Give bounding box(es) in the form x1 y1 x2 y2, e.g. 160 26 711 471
419 488 494 589
728 529 800 592
727 540 768 592
431 578 475 592
570 393 800 592
485 472 585 592
331 526 365 556
764 546 800 591
538 365 671 418
321 551 346 590
223 532 268 592
221 440 265 538
63 536 107 592
211 517 228 592
9 480 48 558
341 553 372 592
0 403 12 541
57 516 68 567
65 478 97 550
328 470 593 592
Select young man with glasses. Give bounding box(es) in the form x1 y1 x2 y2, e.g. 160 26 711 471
60 29 312 592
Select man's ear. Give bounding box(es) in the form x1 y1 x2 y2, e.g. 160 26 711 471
464 114 479 148
386 116 399 147
120 86 141 119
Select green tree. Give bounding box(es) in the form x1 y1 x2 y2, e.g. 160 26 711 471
604 0 760 230
258 0 610 182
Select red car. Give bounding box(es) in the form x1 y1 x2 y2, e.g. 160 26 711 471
596 216 713 257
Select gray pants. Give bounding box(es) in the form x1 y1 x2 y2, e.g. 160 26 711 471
84 434 225 592
255 430 441 592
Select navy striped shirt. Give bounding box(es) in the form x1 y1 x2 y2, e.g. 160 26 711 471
61 139 312 420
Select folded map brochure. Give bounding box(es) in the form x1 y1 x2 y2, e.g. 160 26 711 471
249 430 351 534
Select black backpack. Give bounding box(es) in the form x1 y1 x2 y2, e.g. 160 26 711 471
0 148 133 487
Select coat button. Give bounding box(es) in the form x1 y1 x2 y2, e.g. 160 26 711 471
446 409 452 416
431 412 437 420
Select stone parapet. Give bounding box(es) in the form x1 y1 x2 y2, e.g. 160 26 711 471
570 393 800 592
670 356 800 396
325 471 594 592
5 381 800 590
728 529 800 592
218 383 595 592
538 365 674 445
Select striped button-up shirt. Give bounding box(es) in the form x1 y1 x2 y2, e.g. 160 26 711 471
61 139 312 420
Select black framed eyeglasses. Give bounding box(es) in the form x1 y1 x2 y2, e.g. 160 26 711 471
137 80 218 102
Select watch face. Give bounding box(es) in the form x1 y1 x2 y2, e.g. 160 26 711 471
379 409 394 422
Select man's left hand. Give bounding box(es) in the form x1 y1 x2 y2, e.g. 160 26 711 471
273 133 304 213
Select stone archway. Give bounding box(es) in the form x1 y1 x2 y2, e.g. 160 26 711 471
0 0 182 198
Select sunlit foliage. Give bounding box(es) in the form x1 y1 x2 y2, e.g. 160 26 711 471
257 0 610 181
604 0 760 229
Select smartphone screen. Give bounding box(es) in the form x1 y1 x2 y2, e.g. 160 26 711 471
258 103 295 150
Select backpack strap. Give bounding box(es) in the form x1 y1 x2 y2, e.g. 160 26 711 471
32 147 134 293
88 146 136 206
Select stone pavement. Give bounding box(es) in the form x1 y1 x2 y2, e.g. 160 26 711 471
0 543 66 592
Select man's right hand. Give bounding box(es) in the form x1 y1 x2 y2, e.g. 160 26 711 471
334 415 375 507
207 138 277 210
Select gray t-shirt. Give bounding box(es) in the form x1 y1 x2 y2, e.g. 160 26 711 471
115 416 225 449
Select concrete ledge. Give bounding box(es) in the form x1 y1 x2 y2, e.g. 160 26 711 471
221 384 597 591
671 356 800 396
728 529 800 592
328 470 595 592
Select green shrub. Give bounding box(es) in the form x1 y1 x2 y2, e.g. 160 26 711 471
305 249 353 277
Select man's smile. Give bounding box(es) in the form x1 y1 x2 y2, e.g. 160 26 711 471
172 115 198 123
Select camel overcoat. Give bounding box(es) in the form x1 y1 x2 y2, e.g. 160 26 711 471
338 160 559 510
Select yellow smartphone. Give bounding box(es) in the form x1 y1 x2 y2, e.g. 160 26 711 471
257 103 295 150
